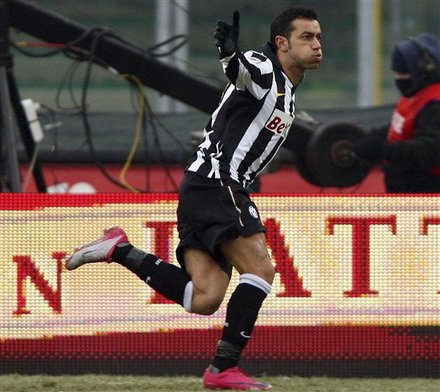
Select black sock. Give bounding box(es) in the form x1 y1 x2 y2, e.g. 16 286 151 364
212 282 268 371
112 244 191 307
211 340 243 372
112 243 134 264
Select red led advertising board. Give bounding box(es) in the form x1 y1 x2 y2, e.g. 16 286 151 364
1 194 438 376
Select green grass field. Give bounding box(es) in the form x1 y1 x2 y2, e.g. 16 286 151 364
0 375 439 392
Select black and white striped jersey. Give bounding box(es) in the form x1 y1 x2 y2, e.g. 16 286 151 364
186 43 299 189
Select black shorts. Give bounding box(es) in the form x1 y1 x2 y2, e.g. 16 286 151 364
176 172 266 277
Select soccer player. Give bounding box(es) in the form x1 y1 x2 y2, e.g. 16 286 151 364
66 6 322 390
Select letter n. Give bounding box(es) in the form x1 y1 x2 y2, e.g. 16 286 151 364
13 252 65 315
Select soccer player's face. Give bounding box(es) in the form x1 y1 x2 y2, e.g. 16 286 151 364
287 18 322 70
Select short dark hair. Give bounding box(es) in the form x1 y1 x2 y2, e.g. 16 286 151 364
270 6 318 46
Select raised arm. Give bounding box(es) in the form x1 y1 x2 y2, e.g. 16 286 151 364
214 11 273 99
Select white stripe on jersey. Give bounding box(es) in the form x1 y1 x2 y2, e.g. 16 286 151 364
231 51 274 99
229 81 279 182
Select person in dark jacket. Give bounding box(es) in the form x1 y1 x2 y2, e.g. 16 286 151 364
353 33 440 193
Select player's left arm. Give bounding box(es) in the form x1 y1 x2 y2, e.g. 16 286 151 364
215 11 273 99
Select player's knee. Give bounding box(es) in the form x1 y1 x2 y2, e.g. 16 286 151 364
191 284 226 315
197 295 223 315
253 239 275 283
238 256 275 285
260 260 275 284
251 246 275 284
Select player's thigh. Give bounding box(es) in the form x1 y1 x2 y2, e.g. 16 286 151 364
183 247 230 301
218 233 274 283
